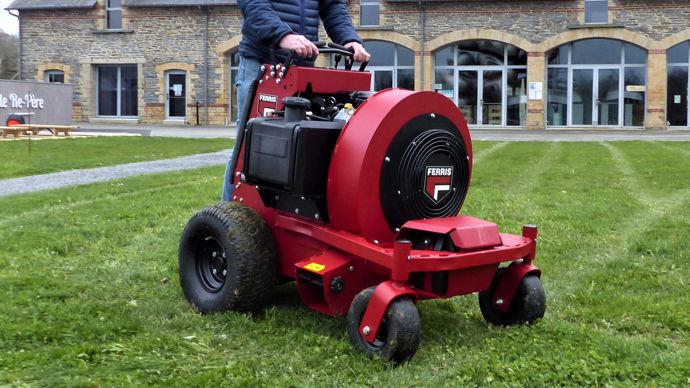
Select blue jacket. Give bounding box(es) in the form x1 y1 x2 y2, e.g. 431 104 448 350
238 0 362 64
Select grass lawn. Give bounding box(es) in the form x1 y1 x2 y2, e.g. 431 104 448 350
0 137 232 180
0 141 688 386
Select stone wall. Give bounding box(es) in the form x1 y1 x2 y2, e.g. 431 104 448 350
17 0 690 128
377 1 581 44
19 1 242 125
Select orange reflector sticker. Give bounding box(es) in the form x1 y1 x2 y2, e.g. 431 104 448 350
304 262 326 272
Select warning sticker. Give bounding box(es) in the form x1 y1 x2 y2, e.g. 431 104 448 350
304 262 326 273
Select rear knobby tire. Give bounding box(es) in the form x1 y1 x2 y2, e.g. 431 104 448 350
178 202 277 314
347 287 421 363
478 268 546 326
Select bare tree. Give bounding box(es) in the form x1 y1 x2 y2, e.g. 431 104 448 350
0 32 19 79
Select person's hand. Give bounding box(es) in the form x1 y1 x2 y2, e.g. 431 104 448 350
279 34 319 58
344 42 371 62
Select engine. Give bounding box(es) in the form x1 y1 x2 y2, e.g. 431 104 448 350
242 88 473 243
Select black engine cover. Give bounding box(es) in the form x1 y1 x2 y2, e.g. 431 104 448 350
243 117 343 220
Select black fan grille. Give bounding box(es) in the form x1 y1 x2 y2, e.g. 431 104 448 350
380 115 470 230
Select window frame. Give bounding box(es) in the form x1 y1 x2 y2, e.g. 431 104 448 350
106 0 123 30
45 70 65 83
229 51 241 123
433 41 528 127
584 0 608 24
545 40 647 127
666 42 690 127
360 0 380 27
96 64 138 118
337 40 415 91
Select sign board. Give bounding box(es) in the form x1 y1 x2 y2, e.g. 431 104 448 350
440 90 454 99
626 85 645 92
528 82 542 100
0 80 74 125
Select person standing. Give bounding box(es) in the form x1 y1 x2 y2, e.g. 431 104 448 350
221 0 371 201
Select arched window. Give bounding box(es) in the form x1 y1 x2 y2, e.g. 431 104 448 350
546 39 647 127
667 42 689 127
361 40 414 91
434 40 527 127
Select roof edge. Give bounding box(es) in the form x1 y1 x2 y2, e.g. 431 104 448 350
124 1 236 7
6 1 98 11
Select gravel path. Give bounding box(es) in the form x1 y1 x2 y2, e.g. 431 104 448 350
0 150 230 198
2 127 689 199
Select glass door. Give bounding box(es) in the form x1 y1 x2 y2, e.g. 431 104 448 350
570 67 622 126
597 68 620 126
667 66 689 126
482 70 503 125
457 69 504 125
167 72 186 119
572 69 594 125
457 70 478 125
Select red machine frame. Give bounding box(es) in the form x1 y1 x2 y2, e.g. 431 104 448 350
230 63 541 346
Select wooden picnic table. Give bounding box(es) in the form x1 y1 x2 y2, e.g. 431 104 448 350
0 124 78 138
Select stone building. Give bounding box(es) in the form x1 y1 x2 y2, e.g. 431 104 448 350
5 0 690 130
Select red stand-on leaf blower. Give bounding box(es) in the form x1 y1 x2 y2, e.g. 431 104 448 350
179 43 545 363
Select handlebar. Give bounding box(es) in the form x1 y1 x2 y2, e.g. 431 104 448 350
270 41 369 72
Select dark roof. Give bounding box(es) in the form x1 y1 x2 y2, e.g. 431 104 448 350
386 0 495 2
124 0 236 6
6 0 97 10
5 0 236 10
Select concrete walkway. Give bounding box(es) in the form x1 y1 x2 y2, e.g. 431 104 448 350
73 122 690 142
74 122 237 139
0 150 230 198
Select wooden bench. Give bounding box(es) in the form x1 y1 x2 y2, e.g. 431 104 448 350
0 126 29 138
1 124 78 138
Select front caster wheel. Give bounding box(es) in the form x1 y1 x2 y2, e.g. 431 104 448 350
478 268 546 326
347 288 421 363
178 202 277 314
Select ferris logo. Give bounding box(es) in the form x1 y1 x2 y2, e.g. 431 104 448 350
424 166 453 203
257 94 278 116
427 167 452 176
258 94 277 103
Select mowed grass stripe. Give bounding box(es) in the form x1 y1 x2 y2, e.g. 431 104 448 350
465 142 550 219
572 192 690 342
0 168 223 229
518 142 563 197
471 141 508 165
551 143 689 340
1 142 689 386
613 141 689 193
601 142 655 206
652 141 690 157
0 137 231 180
473 143 645 303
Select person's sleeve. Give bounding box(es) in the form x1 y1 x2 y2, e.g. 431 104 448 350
239 0 294 46
319 0 363 45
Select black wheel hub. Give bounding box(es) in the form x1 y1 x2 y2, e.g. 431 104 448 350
370 317 388 349
196 236 227 293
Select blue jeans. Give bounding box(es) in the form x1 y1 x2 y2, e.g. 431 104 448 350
221 56 262 201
